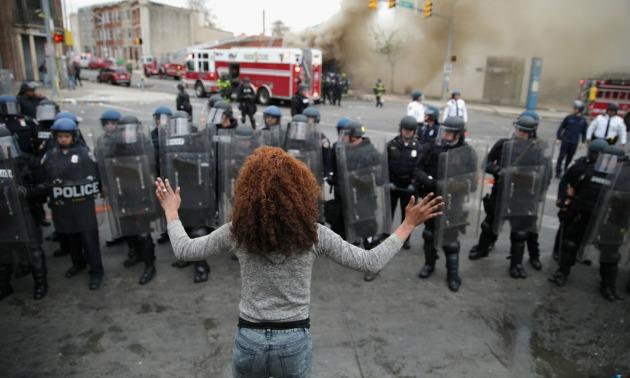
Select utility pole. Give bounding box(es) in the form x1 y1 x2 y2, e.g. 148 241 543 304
42 0 59 98
262 10 266 36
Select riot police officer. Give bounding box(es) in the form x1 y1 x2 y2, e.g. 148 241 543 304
0 125 48 300
420 105 440 144
291 84 310 116
42 117 103 290
160 111 213 282
388 116 422 249
258 105 284 148
469 115 552 278
33 99 60 157
333 121 391 281
414 117 477 291
0 95 36 154
16 81 45 119
150 106 172 245
96 115 159 285
236 78 257 128
303 107 332 180
176 83 192 121
548 139 612 287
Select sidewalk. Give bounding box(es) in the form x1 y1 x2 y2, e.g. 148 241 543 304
38 80 173 105
352 90 568 120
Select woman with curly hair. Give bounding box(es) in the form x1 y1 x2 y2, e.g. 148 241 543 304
155 146 443 378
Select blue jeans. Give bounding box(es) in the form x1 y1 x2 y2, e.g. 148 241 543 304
232 327 312 378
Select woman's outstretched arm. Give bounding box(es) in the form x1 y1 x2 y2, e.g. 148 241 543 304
317 194 443 273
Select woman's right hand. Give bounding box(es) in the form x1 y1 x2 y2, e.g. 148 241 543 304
155 177 181 223
403 193 444 227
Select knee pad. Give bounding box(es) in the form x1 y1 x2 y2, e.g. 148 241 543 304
190 226 212 238
422 229 434 242
443 241 460 255
510 230 528 242
481 220 493 233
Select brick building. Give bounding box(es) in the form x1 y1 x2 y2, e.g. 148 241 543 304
0 0 64 83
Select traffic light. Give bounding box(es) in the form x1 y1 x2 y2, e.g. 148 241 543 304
388 0 396 8
368 0 377 10
423 0 432 17
53 32 64 44
133 37 143 45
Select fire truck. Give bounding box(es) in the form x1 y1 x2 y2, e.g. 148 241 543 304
141 55 160 77
578 77 630 126
183 47 322 105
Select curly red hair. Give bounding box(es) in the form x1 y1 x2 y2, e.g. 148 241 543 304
230 146 320 256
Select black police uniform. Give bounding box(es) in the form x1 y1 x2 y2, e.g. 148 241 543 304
290 92 309 117
556 113 588 177
236 82 257 128
176 91 192 120
42 143 103 283
470 138 548 268
388 135 421 226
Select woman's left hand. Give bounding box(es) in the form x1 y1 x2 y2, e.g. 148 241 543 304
155 177 181 221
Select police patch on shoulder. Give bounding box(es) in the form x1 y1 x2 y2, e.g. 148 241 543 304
71 154 79 163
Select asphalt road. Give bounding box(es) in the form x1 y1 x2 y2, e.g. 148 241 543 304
1 77 628 378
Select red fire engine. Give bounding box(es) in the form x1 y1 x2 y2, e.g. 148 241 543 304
183 47 322 105
141 55 160 77
578 77 630 125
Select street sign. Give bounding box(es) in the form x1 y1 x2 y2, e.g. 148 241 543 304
399 0 415 9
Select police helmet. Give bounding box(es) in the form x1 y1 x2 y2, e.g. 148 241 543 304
399 116 418 131
213 101 234 121
451 90 461 97
117 115 141 144
234 123 254 139
573 100 585 112
344 120 365 138
55 111 79 124
100 109 122 122
607 102 619 112
119 115 140 125
18 81 38 94
603 145 625 157
336 117 351 131
207 94 223 109
588 139 608 154
51 118 78 132
36 100 59 121
263 105 282 118
519 110 540 123
176 83 185 91
442 116 466 132
514 114 539 132
153 106 173 117
411 91 422 101
425 105 440 121
0 95 20 117
302 107 321 123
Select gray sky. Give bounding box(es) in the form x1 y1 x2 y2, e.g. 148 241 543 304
65 0 341 35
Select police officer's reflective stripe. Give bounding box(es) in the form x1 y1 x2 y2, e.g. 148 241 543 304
0 168 14 178
51 182 100 199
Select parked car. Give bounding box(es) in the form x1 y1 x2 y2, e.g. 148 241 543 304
97 66 131 86
160 63 185 80
89 58 115 70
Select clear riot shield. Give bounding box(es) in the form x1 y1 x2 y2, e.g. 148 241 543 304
160 116 215 228
336 137 392 245
0 140 31 250
493 138 552 234
434 143 484 250
579 160 630 264
217 128 258 225
257 124 286 148
97 122 161 238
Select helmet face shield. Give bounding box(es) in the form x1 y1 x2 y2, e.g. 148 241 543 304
169 117 191 136
594 153 620 174
1 102 19 117
435 126 460 147
288 121 309 141
36 104 57 121
154 114 170 128
118 123 139 144
0 135 20 160
210 108 225 125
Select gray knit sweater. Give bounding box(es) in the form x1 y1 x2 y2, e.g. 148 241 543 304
167 220 403 322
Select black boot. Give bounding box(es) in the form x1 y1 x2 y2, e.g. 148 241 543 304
600 263 623 301
527 232 542 270
89 273 103 290
194 261 210 283
31 248 48 300
363 271 380 282
0 265 14 301
64 264 86 278
418 248 437 279
509 234 527 279
469 231 493 260
529 256 543 271
548 270 568 287
171 260 191 268
123 239 142 268
445 253 462 292
139 264 156 285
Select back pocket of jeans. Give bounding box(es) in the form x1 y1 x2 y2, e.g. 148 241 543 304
279 336 311 378
232 338 257 375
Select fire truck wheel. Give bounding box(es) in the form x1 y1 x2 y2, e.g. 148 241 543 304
257 87 270 106
195 81 207 98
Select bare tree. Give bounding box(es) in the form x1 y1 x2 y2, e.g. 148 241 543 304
271 20 290 38
373 27 405 93
187 0 217 28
